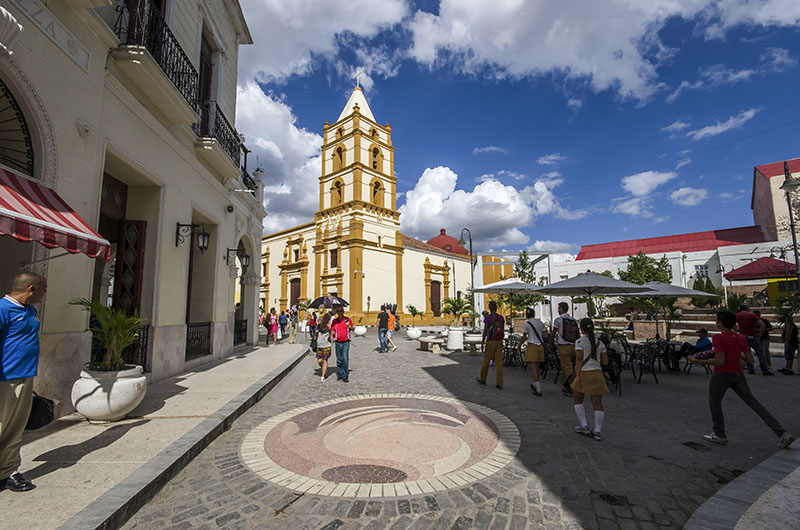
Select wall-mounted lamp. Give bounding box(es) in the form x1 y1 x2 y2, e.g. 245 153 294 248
226 248 251 271
354 270 366 278
176 223 210 253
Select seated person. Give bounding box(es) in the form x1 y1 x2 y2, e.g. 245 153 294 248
678 328 712 358
622 319 634 331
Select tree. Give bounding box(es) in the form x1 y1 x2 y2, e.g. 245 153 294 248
442 296 471 327
618 252 672 312
405 304 422 327
513 251 547 309
575 270 614 317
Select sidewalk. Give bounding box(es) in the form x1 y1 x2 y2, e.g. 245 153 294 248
4 342 307 530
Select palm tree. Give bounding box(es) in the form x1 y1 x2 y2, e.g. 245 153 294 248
405 304 422 327
442 297 471 327
70 298 142 371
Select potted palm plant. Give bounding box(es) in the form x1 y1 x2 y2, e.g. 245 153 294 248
69 298 148 422
442 297 471 351
405 304 423 339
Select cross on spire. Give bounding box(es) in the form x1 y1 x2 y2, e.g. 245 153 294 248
354 69 365 88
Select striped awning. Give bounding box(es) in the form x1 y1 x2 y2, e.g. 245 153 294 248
0 168 111 260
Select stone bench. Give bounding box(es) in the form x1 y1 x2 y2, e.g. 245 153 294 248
418 337 446 353
463 336 483 354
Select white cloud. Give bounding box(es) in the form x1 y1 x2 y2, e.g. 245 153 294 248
238 0 408 83
538 153 567 166
686 107 761 140
567 98 584 111
702 1 800 39
236 83 322 233
473 146 511 155
528 240 579 254
661 120 691 133
621 171 678 197
670 187 709 206
612 197 652 217
676 158 692 170
761 47 796 69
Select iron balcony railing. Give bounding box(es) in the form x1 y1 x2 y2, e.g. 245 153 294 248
114 0 199 113
193 100 240 165
234 319 247 345
186 321 212 360
91 324 150 370
241 170 257 195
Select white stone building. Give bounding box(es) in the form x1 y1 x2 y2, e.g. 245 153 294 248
0 0 264 413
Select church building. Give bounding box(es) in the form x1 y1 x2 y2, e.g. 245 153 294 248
261 88 472 325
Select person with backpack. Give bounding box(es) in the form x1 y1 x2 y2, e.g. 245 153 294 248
689 311 794 448
376 305 390 353
548 302 579 396
572 318 609 441
478 301 505 389
518 307 547 396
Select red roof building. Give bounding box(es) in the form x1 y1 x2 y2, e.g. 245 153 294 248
724 256 797 280
576 226 771 261
426 228 469 255
754 157 800 180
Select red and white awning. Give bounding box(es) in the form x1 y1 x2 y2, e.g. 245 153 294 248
0 168 111 260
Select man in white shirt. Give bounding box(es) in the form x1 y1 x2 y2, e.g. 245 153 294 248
547 302 579 397
518 307 547 396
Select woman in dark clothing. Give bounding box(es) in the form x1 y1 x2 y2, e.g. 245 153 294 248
780 317 798 375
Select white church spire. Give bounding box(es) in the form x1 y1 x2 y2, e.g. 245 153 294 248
337 87 375 122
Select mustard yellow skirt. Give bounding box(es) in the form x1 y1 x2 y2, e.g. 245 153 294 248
524 343 545 363
571 369 609 396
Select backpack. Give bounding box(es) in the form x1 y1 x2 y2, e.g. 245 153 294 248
488 314 504 340
560 316 579 343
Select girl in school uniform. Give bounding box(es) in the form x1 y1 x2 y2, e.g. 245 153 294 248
572 317 609 441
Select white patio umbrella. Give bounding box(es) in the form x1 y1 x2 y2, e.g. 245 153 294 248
473 278 542 332
624 281 718 339
532 272 655 297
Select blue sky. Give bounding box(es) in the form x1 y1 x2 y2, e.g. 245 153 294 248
235 0 800 255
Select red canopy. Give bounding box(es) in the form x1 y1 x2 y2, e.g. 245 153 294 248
0 168 110 260
724 256 797 281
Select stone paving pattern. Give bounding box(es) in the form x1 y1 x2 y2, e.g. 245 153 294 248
124 333 800 529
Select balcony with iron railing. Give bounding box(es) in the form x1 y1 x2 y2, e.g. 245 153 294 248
110 0 200 125
193 100 243 181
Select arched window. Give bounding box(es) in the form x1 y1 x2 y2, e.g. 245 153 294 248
371 179 384 207
0 78 34 177
332 146 345 172
370 144 383 172
336 127 344 139
370 128 378 140
331 180 344 207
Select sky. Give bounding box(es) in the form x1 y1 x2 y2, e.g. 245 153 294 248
234 0 800 257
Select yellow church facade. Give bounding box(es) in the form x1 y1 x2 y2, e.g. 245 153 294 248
260 88 472 325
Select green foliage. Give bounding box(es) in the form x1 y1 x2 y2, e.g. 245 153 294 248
70 298 141 371
405 304 422 327
662 297 683 340
726 293 748 313
690 277 723 308
574 270 614 317
618 252 672 311
442 295 471 326
513 251 547 309
777 293 800 325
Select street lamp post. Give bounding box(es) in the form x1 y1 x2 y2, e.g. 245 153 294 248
780 160 800 274
458 228 475 330
715 264 734 306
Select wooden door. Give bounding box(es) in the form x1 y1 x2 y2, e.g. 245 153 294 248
290 279 300 309
430 280 441 317
113 220 146 315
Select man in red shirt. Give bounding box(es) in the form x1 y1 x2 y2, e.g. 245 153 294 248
330 305 354 382
690 311 793 448
736 304 773 375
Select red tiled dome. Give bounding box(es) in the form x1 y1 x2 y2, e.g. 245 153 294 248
426 229 469 255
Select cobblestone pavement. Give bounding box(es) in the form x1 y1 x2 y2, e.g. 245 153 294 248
124 333 800 530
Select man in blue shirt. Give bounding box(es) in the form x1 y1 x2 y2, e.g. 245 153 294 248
0 272 46 492
679 328 713 357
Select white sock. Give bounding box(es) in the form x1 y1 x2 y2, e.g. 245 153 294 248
574 404 588 427
594 411 605 433
534 381 542 392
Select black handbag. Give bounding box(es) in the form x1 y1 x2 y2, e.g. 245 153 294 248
26 391 55 430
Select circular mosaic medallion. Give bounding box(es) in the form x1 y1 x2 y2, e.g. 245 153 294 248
240 393 520 498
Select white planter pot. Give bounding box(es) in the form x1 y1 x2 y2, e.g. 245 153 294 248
447 329 464 351
406 327 422 340
353 326 367 337
71 364 147 422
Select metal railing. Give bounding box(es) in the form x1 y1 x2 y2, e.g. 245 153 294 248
193 100 240 165
91 324 150 370
113 0 199 112
186 321 212 360
234 319 247 345
241 170 257 195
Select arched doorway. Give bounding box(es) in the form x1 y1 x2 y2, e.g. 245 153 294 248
233 234 258 346
430 280 441 317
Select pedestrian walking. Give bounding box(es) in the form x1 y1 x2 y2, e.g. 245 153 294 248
331 305 354 382
268 308 278 345
315 313 332 382
736 304 773 375
309 312 318 340
1 272 47 492
386 309 397 352
288 309 298 344
753 310 773 369
279 310 287 337
572 318 609 441
547 302 580 396
518 307 547 396
779 316 798 375
478 301 505 389
376 305 390 353
690 311 794 448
